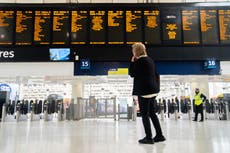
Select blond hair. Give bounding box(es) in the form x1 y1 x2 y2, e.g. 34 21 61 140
132 43 147 57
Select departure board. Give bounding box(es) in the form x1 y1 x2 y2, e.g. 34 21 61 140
0 10 14 45
126 10 142 44
15 11 33 45
144 10 161 44
162 9 181 45
182 9 200 44
200 10 218 45
34 11 51 45
89 10 106 44
219 10 230 44
108 10 124 44
52 11 70 45
71 11 88 44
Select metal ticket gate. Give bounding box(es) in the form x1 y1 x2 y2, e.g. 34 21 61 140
96 98 116 120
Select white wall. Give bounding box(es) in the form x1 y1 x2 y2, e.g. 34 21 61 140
220 61 230 75
0 62 73 76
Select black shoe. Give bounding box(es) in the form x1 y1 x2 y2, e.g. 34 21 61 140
153 135 166 143
193 120 197 121
199 120 204 122
138 137 154 144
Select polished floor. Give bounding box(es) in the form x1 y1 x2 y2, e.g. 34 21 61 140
0 118 230 153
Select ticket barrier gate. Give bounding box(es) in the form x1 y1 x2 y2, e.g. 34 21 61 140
66 98 85 121
43 102 49 121
187 103 192 120
16 103 21 122
1 104 7 122
96 98 116 120
30 103 35 121
219 101 229 120
160 103 164 121
174 103 178 121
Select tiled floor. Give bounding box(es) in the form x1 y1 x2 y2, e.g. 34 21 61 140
0 118 230 153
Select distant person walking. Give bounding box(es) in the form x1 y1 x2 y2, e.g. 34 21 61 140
129 43 165 144
193 88 206 122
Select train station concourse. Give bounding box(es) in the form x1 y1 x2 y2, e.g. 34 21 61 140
1 0 230 153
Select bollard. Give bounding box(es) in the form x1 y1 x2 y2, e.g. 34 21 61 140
1 104 7 122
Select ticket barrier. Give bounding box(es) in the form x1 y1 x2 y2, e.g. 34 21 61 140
219 101 229 120
30 103 35 121
174 103 178 121
57 101 62 121
16 103 21 122
43 102 49 121
1 104 7 122
96 98 116 120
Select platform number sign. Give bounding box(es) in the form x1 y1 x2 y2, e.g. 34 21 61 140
80 59 90 70
204 60 216 69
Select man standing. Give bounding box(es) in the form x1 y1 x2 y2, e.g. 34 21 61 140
193 88 206 122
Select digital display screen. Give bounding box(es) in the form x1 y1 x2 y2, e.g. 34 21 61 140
49 48 70 61
162 9 182 45
108 10 124 44
71 11 88 44
200 9 219 45
34 11 51 45
89 10 106 44
52 11 70 45
15 10 33 45
204 60 217 69
144 10 161 44
126 10 142 44
0 10 14 45
219 10 230 44
1 4 230 48
182 9 200 44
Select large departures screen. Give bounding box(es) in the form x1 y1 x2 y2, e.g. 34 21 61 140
162 9 182 45
52 10 70 45
34 11 51 45
200 9 219 45
15 10 33 45
144 10 161 44
0 10 14 45
182 9 200 45
219 9 230 44
89 10 106 44
71 10 88 44
1 3 230 46
126 10 142 44
108 10 124 44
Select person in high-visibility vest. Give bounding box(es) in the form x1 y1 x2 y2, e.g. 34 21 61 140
193 88 206 122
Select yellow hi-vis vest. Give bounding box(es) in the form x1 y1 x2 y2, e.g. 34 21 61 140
194 93 203 106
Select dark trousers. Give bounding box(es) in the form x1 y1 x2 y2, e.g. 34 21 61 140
194 104 203 121
138 96 163 139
